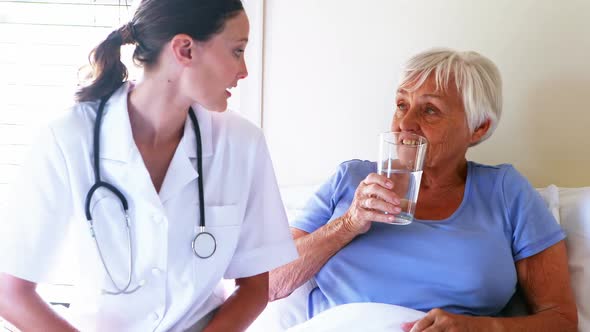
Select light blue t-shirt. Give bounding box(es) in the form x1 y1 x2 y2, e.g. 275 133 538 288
291 160 565 318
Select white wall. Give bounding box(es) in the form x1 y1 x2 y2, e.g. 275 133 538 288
262 0 590 188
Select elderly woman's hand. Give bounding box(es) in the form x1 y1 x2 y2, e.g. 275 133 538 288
341 173 402 235
402 308 488 332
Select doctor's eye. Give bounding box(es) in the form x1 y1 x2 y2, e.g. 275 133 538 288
233 48 245 58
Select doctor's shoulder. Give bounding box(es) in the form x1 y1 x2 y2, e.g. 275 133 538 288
210 109 266 147
30 101 99 160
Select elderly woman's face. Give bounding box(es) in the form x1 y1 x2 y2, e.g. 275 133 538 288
392 75 481 169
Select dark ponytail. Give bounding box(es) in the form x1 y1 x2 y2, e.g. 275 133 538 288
75 0 244 102
75 24 135 102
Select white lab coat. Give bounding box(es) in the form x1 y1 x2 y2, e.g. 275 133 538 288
0 83 298 331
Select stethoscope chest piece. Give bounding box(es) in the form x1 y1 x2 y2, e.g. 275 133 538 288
192 229 216 259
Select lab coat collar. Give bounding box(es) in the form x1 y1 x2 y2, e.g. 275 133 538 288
98 82 135 163
159 104 215 203
98 82 214 163
182 103 213 160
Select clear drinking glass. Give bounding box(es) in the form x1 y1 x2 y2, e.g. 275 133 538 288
377 132 428 225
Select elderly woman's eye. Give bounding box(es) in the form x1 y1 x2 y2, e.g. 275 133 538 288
425 106 437 115
396 103 408 111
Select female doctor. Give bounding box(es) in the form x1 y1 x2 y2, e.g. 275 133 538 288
0 0 297 331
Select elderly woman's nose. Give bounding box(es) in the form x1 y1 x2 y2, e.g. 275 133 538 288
399 108 420 131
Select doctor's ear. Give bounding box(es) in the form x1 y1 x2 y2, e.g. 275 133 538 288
170 34 195 65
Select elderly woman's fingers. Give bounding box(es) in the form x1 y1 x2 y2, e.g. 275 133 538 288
362 196 401 215
361 209 396 224
361 183 401 205
401 321 417 332
406 308 475 332
343 172 406 234
407 313 436 332
362 173 394 188
342 198 396 233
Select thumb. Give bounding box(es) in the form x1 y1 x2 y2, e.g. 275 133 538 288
401 321 416 332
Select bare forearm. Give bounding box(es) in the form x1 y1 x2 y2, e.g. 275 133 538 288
477 310 577 332
203 277 268 332
269 218 358 301
0 290 77 332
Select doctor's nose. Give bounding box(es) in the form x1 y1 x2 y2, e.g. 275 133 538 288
238 67 248 80
237 58 248 80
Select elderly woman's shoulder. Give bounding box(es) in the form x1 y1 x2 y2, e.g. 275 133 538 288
470 161 513 170
469 161 531 188
469 161 519 174
335 159 376 176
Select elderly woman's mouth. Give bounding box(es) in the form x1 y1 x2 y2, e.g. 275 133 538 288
401 139 419 145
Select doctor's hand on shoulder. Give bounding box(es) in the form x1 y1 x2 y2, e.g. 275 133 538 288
341 173 402 235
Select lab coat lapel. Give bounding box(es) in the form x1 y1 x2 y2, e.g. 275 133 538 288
158 105 213 204
98 83 134 164
97 83 161 205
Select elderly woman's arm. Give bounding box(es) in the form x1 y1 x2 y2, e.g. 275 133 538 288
269 174 401 301
501 240 577 330
268 224 355 301
404 240 577 332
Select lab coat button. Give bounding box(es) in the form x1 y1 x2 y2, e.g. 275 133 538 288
151 267 162 276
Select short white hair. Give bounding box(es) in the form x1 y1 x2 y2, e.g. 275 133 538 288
399 48 502 145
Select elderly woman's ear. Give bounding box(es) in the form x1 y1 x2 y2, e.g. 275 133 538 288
469 119 492 145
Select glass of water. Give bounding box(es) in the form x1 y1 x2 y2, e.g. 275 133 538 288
377 132 428 225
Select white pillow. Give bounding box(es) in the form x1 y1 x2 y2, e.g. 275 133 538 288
279 184 321 221
537 184 561 224
558 187 590 331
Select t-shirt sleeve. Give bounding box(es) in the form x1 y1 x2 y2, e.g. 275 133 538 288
224 134 298 279
0 126 73 282
502 166 566 261
289 165 345 234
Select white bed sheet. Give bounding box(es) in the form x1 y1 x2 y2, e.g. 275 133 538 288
286 302 426 332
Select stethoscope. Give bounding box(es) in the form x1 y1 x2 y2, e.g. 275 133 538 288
84 88 216 295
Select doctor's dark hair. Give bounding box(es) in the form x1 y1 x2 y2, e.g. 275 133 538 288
75 0 244 102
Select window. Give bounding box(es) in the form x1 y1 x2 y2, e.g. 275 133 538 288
0 0 136 208
0 0 263 209
0 1 138 313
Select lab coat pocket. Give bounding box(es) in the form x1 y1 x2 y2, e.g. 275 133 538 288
204 204 242 228
202 204 242 256
192 205 242 287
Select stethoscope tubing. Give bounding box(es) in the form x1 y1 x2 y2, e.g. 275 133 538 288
188 108 216 259
83 87 215 295
188 108 206 230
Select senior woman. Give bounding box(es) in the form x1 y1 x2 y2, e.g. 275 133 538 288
269 48 578 331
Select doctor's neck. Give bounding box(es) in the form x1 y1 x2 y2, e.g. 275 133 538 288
126 75 190 148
